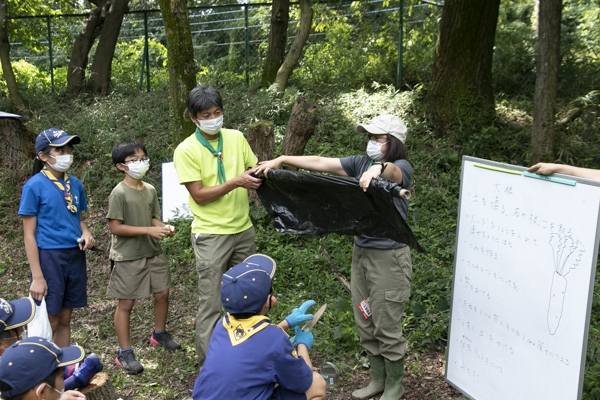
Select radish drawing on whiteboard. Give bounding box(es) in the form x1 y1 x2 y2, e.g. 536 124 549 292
547 232 586 335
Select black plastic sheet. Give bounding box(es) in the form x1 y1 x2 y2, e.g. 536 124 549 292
256 169 424 252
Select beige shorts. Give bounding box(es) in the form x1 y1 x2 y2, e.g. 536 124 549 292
107 254 171 299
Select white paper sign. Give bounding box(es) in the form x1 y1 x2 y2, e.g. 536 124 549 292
161 161 192 221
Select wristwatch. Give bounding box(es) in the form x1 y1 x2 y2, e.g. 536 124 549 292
373 162 387 174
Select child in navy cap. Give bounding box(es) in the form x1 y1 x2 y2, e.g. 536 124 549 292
0 298 102 393
0 337 86 399
0 298 35 350
191 254 326 400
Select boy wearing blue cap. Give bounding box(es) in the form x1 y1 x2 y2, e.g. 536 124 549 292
0 298 102 393
0 337 86 399
18 128 96 348
191 254 326 400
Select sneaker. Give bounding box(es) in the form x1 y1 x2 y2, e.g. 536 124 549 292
73 353 103 386
149 330 181 352
64 363 78 379
115 350 144 375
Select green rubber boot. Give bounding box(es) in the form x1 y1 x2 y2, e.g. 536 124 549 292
381 357 405 400
351 353 386 400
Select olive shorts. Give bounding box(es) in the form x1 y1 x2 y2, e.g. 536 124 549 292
107 254 171 299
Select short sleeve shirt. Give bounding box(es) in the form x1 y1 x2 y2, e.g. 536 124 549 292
18 172 87 249
192 316 313 400
340 155 413 249
173 128 258 235
106 181 163 261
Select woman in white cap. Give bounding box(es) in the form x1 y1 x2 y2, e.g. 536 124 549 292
256 114 412 400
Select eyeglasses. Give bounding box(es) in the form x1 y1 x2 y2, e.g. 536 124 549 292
0 329 24 342
124 157 150 164
368 135 388 144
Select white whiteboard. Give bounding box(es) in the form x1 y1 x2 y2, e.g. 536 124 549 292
161 161 192 221
446 156 600 400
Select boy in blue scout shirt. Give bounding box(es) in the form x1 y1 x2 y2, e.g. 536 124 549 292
191 254 326 400
0 337 86 400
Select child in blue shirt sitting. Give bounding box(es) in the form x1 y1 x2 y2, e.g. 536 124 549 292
192 254 326 400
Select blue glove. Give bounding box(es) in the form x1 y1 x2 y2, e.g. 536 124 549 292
294 326 314 350
284 300 315 328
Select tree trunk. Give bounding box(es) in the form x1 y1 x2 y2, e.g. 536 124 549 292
0 117 34 183
80 373 117 400
429 0 500 135
247 121 275 162
247 121 275 205
275 0 312 92
260 0 289 88
89 0 129 94
158 0 197 143
281 97 317 163
0 0 24 111
531 0 562 164
67 2 107 94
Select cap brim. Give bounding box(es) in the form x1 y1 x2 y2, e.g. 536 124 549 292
49 135 81 147
356 124 387 135
6 297 35 330
57 344 85 367
243 254 276 279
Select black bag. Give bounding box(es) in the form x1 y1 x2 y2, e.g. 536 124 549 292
256 169 424 252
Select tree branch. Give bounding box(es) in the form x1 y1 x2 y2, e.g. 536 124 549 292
320 245 351 294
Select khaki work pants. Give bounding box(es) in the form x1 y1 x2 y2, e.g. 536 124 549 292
191 227 256 367
351 245 412 362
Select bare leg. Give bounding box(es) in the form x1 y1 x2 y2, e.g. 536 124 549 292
49 307 73 347
114 299 135 350
153 289 169 331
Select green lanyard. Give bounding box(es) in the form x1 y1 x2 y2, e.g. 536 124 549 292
195 128 226 185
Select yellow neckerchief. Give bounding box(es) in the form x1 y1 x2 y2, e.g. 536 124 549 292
41 169 77 213
222 313 272 346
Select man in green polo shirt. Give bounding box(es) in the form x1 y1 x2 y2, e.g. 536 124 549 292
173 84 262 367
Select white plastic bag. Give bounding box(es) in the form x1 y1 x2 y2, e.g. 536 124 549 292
27 296 53 341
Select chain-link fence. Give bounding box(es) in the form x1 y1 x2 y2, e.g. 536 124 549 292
6 0 442 92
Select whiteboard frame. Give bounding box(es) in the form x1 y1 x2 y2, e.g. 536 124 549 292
445 156 600 400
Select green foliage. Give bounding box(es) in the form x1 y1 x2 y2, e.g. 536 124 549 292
111 38 169 90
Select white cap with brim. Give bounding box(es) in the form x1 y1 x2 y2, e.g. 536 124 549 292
356 114 408 144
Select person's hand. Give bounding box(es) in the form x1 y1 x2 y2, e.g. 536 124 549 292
78 231 96 251
63 390 87 399
294 326 314 350
256 158 284 178
30 277 48 301
148 226 172 240
165 224 176 237
359 163 384 192
285 300 315 328
527 163 557 176
235 169 262 190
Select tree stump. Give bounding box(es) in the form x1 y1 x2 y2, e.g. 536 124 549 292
247 121 275 206
0 114 35 183
247 120 275 163
80 372 118 400
281 97 318 169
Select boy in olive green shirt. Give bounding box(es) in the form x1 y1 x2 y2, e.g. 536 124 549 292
107 140 180 375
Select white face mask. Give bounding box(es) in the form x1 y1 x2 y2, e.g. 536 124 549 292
367 141 387 161
49 154 73 172
195 115 223 135
124 159 150 179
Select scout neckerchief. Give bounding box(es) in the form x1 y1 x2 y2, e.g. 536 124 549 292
195 128 226 184
41 169 77 213
222 313 271 346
